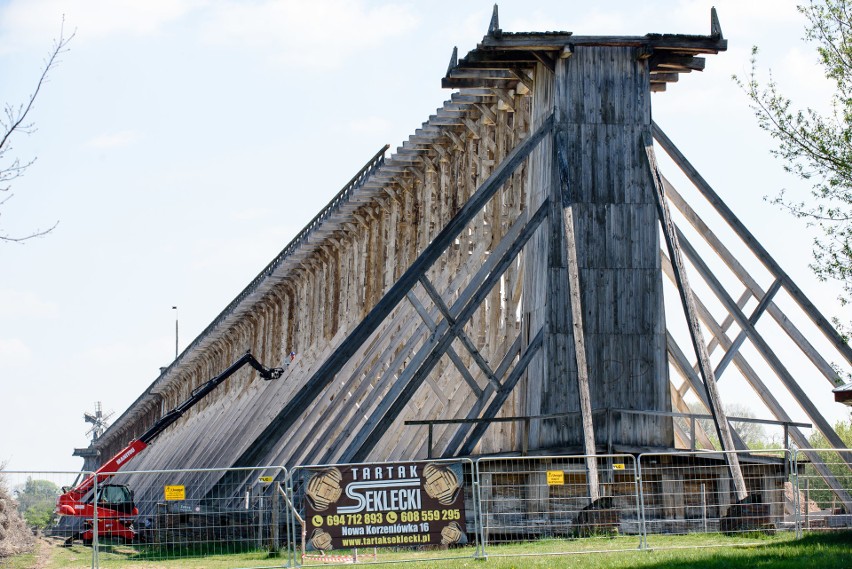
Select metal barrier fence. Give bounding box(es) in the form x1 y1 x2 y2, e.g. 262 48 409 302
476 454 642 556
637 450 793 548
0 470 86 557
286 459 480 566
107 466 290 565
792 447 852 532
3 449 851 566
3 466 292 568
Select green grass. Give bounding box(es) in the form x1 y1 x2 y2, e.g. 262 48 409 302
0 550 38 569
7 531 851 569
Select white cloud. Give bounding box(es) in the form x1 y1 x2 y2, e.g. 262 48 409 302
0 338 33 365
0 0 203 49
0 290 59 319
199 0 420 69
86 130 139 149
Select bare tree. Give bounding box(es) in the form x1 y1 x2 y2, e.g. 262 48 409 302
0 23 74 243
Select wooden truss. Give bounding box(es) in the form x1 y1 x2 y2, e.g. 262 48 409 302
95 6 851 513
206 117 852 508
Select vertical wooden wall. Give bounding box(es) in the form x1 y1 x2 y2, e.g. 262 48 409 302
523 47 673 449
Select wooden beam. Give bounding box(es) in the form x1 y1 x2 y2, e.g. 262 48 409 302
676 228 852 469
653 122 852 369
650 54 706 72
555 127 599 500
211 115 555 481
664 178 842 386
645 133 748 500
713 278 782 380
480 33 726 52
441 334 523 456
418 275 499 388
459 327 545 455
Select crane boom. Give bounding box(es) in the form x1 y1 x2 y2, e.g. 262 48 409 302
57 351 285 541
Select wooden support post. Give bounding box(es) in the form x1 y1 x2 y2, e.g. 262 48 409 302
214 114 553 481
652 122 852 370
555 127 599 501
644 133 748 501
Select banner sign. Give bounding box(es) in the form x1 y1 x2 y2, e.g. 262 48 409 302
304 461 467 550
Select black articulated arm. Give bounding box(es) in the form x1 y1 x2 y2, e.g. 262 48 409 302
138 352 284 445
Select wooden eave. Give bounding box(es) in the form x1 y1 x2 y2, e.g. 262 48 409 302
479 32 727 53
447 11 726 93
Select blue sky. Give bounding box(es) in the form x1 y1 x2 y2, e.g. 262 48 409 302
1 0 848 472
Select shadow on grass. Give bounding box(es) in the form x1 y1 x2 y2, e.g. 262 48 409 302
636 532 852 569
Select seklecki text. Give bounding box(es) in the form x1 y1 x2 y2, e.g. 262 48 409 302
338 480 421 514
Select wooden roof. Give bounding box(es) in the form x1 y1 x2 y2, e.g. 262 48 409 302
444 6 727 92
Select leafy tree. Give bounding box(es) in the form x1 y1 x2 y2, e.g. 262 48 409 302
803 418 852 510
737 0 852 313
688 402 771 450
13 478 59 529
1 24 72 243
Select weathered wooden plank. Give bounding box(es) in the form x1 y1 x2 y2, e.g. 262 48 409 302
664 178 842 386
480 33 726 52
344 200 550 462
555 126 599 499
459 327 544 455
653 122 852 368
645 134 748 500
713 278 781 380
676 229 852 468
210 115 553 484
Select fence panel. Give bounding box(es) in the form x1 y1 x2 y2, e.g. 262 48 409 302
793 447 852 532
57 465 291 568
476 454 642 556
288 458 479 566
637 450 793 548
0 470 90 561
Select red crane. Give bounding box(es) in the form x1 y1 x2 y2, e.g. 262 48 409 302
56 352 284 545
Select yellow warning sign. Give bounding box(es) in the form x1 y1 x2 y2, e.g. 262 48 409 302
613 463 626 470
546 470 565 485
258 476 274 483
164 485 186 501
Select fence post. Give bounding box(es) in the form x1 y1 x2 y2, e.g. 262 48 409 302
271 481 280 555
690 417 696 451
285 474 297 567
636 454 647 550
474 459 487 559
91 474 98 569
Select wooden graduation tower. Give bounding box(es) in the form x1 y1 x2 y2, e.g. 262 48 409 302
91 7 852 510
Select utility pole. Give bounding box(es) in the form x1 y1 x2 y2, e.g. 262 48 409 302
172 306 179 359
